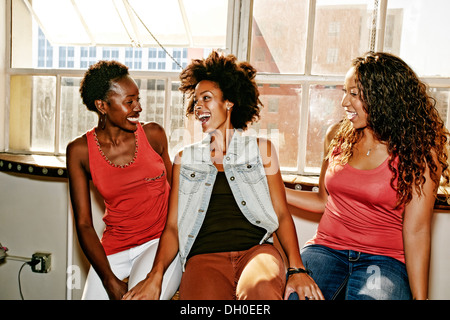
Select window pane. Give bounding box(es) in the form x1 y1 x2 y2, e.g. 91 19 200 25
59 77 97 154
250 0 309 74
169 82 187 158
60 77 183 154
430 87 450 129
312 0 373 75
9 75 56 153
136 78 166 126
250 83 303 169
385 0 450 77
306 85 345 169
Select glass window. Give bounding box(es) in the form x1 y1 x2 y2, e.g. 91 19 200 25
312 0 373 75
250 83 303 170
384 0 450 77
250 0 450 174
59 77 97 154
9 75 56 153
7 0 229 155
430 87 450 128
6 0 450 175
306 85 345 169
250 0 309 74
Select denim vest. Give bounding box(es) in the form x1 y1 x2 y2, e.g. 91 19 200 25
177 130 279 270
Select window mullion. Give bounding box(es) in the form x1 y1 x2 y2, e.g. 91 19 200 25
54 75 62 155
298 82 310 175
375 0 388 52
298 0 316 174
304 0 316 76
164 78 172 134
229 0 252 61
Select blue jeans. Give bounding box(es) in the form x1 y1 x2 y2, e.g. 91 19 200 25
299 244 412 300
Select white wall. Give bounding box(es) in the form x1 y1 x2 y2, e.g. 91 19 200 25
0 172 68 299
0 171 105 300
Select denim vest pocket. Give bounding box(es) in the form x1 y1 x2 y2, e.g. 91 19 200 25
179 166 208 194
235 161 264 184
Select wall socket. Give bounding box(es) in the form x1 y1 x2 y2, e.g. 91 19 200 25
31 252 51 273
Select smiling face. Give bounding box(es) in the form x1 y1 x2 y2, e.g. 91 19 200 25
341 67 368 130
193 80 233 133
102 75 142 131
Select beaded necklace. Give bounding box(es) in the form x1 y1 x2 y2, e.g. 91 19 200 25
93 129 138 168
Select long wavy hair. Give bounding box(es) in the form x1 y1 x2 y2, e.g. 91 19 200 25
179 50 262 130
327 52 450 207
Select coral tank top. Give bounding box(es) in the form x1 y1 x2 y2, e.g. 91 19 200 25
86 122 170 255
306 156 405 263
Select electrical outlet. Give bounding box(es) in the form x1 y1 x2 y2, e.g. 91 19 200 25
31 252 51 273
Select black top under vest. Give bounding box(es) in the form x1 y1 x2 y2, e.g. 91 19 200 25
188 171 266 259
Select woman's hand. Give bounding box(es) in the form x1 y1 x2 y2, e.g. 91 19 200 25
104 277 128 300
284 272 325 300
121 273 163 300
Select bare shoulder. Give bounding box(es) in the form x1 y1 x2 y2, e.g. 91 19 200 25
142 121 166 136
256 137 275 158
173 150 184 165
66 134 88 158
325 122 340 142
256 137 280 176
141 122 168 154
66 134 90 174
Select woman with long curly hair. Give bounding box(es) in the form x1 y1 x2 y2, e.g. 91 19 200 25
123 51 323 300
286 52 450 300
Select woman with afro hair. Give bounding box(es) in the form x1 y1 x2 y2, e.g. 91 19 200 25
123 51 323 300
286 52 450 300
67 60 182 300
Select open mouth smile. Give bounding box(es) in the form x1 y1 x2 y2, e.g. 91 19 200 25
346 111 357 120
127 116 140 123
197 113 211 124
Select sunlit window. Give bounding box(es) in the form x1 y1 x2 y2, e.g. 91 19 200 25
5 0 450 176
250 0 450 173
8 0 228 157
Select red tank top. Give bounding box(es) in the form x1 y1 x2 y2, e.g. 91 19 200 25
86 123 170 255
307 156 405 263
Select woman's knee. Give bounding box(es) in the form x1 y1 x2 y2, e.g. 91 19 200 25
236 245 285 300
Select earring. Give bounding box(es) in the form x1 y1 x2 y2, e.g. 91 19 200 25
100 112 106 130
226 103 232 111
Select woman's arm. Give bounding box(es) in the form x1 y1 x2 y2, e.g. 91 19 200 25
403 155 441 300
285 158 329 213
258 138 324 300
66 137 127 300
122 154 182 300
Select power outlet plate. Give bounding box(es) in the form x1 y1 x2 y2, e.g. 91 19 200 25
31 252 51 273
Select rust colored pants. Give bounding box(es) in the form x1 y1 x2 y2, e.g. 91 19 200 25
179 244 286 300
